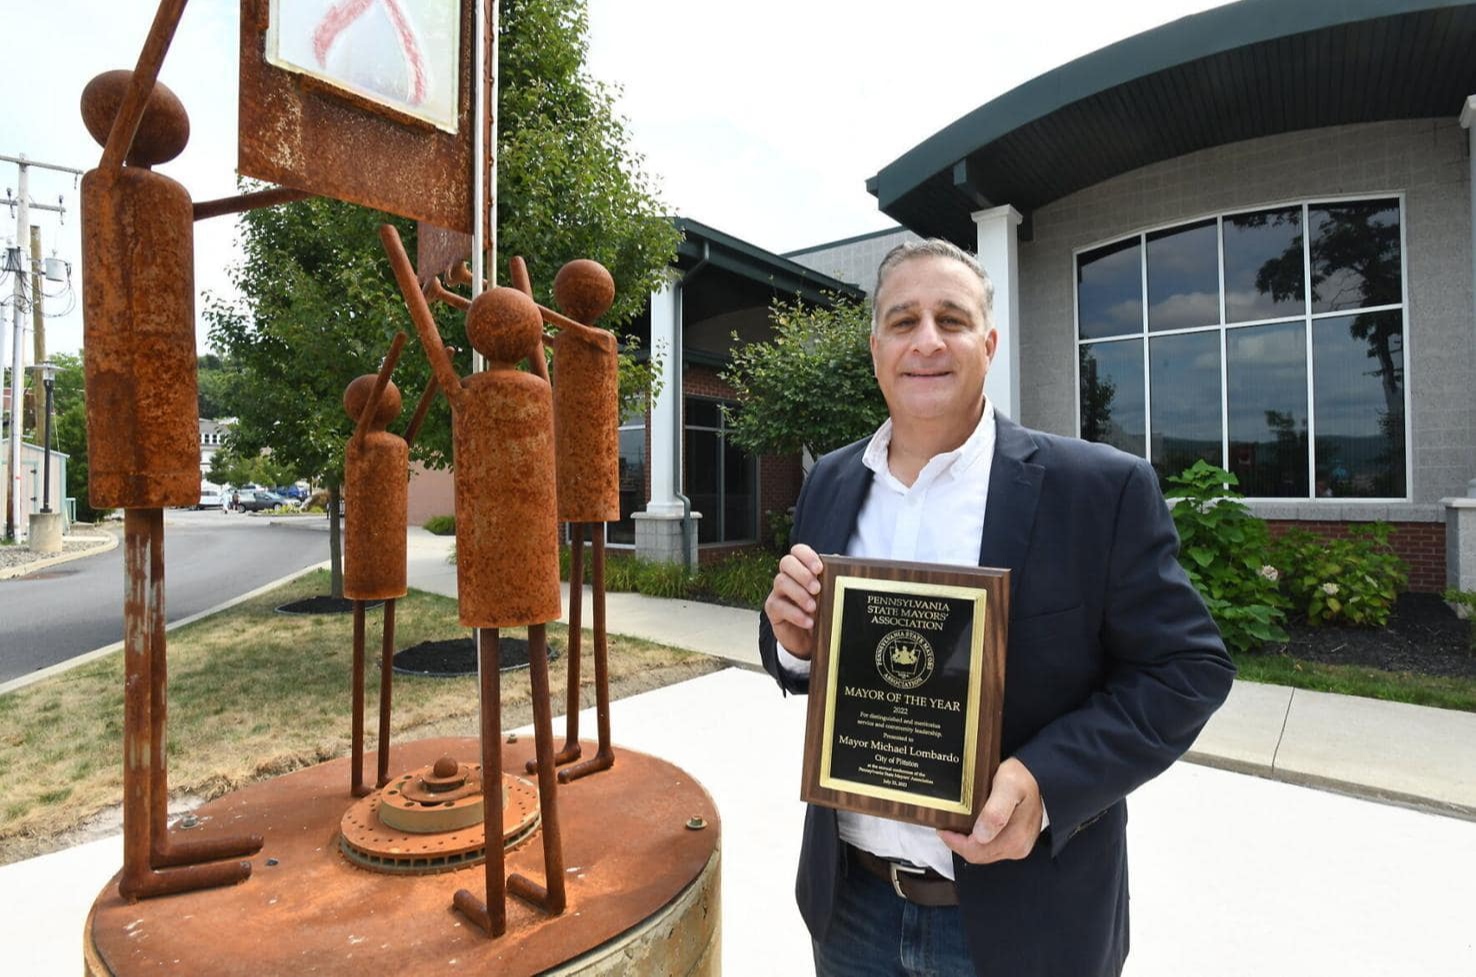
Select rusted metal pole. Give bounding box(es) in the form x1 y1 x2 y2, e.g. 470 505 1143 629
192 186 313 221
508 624 566 915
376 598 396 788
454 627 507 936
350 600 369 797
147 509 262 868
561 530 614 783
118 510 254 899
99 0 189 176
402 356 448 448
351 332 408 447
530 524 582 774
119 510 153 898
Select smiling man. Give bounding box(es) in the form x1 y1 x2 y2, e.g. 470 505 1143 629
760 239 1234 977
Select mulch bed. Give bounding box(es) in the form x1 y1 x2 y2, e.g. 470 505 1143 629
1260 592 1476 678
392 636 563 677
276 596 384 615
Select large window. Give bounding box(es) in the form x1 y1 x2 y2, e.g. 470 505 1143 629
1076 196 1407 500
684 397 757 544
606 407 646 547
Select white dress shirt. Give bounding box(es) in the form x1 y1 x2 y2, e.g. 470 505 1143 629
778 400 998 880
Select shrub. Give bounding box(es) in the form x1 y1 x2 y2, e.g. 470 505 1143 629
1272 524 1407 628
764 509 795 554
696 550 774 608
423 514 456 536
1166 460 1289 654
559 546 694 600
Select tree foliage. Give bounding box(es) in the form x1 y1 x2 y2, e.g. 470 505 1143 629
42 353 108 522
720 295 887 460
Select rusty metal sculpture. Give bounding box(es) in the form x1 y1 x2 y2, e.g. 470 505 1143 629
342 331 447 796
429 257 622 784
78 5 269 898
380 223 566 938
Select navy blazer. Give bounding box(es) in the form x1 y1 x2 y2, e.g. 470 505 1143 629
759 414 1235 977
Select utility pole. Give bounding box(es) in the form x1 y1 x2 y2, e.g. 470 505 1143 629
3 152 81 542
29 225 44 435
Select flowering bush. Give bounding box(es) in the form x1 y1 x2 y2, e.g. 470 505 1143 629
1270 524 1407 628
1166 461 1289 654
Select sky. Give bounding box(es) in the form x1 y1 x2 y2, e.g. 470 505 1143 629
2 0 1232 364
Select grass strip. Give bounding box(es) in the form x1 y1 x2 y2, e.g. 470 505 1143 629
1233 650 1476 712
0 569 719 862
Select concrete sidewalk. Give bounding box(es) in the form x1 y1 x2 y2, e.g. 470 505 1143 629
406 528 1476 821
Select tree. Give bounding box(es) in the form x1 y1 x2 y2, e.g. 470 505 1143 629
720 295 888 460
206 0 679 596
196 353 237 420
43 352 110 523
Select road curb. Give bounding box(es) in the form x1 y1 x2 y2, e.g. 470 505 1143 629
0 559 331 697
1182 749 1476 824
0 533 119 581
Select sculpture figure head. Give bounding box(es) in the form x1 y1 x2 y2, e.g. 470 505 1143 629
466 287 544 368
344 374 403 431
80 70 190 167
553 259 615 325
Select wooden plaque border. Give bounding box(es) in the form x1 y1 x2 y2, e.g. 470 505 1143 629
799 556 1009 833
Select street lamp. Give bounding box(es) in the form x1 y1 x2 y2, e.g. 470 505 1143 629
35 360 57 513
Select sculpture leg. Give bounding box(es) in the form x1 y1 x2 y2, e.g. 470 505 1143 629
376 598 396 788
454 627 507 937
350 600 371 797
560 529 615 783
529 525 582 773
508 624 566 915
118 509 253 900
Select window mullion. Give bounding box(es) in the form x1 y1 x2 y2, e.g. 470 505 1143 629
1302 202 1316 502
1140 232 1151 469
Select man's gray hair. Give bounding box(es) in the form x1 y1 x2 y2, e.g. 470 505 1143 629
871 238 994 335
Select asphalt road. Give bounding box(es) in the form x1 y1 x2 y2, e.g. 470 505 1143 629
0 509 332 684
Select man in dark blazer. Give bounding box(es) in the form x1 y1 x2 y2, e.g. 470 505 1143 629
761 239 1234 976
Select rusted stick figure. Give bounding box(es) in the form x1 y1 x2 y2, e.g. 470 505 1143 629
381 224 566 937
342 331 446 796
78 7 264 899
431 258 621 783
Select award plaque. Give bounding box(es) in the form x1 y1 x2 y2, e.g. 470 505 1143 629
799 556 1008 832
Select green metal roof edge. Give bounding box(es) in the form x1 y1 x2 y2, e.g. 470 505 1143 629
781 224 911 257
672 217 866 301
868 0 1475 210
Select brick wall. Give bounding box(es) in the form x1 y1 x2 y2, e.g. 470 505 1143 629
1266 520 1446 593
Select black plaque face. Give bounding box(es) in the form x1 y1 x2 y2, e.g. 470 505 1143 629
820 577 986 817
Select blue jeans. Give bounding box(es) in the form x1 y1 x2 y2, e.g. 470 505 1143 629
811 864 975 977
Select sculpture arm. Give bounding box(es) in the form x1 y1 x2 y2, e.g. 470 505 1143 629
403 347 453 448
427 277 471 312
352 331 407 446
380 224 464 407
99 0 189 175
506 257 551 382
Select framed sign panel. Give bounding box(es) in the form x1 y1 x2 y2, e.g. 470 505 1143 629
239 0 476 232
799 556 1009 833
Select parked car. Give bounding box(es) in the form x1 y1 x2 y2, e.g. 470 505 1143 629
275 485 308 501
236 490 293 513
197 486 223 509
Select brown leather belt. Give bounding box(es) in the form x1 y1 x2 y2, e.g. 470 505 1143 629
849 846 958 907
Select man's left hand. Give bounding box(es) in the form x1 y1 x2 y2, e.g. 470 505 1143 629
937 758 1043 864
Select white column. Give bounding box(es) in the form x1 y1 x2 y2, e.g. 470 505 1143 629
1462 97 1476 325
645 273 684 515
973 204 1022 421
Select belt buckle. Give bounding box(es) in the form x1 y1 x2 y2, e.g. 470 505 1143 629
888 861 926 900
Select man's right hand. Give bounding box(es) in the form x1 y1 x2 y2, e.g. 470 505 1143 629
764 544 826 659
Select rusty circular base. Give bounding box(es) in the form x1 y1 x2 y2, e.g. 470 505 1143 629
84 737 719 977
338 766 541 875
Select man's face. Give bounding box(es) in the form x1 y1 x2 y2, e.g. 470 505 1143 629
870 255 997 428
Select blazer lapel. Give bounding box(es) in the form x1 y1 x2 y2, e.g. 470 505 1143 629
978 414 1043 606
813 442 872 557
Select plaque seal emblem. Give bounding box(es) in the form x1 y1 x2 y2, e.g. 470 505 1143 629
875 629 935 690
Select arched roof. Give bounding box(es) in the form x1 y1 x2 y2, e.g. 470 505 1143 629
867 0 1476 244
